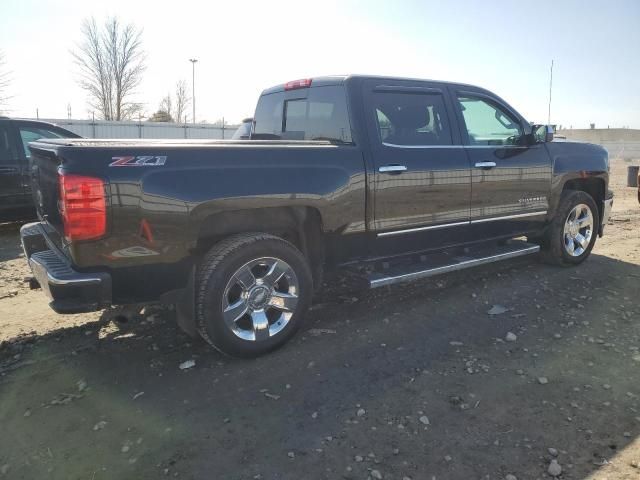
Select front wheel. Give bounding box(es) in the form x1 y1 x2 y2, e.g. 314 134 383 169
196 233 313 357
540 190 599 266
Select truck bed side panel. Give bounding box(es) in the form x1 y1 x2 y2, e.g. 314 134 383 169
29 141 367 303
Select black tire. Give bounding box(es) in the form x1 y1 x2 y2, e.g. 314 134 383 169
540 190 599 266
195 233 313 357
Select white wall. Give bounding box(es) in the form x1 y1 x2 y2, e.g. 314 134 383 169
37 118 240 140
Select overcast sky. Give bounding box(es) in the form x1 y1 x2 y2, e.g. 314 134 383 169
1 0 638 127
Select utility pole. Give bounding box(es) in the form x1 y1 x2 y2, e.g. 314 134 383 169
189 58 198 124
547 59 554 125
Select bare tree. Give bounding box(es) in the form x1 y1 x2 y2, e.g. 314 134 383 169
148 108 173 122
72 17 146 120
174 80 190 124
155 81 189 124
159 93 173 121
0 51 11 113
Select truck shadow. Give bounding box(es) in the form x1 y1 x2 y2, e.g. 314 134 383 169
0 252 639 479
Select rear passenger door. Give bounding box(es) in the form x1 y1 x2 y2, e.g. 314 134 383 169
364 80 472 255
450 89 552 239
0 123 27 210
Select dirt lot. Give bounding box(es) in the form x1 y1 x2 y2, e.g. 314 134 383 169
0 160 638 480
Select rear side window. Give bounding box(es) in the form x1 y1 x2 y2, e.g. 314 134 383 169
18 127 65 158
373 92 452 146
253 86 352 143
253 94 284 140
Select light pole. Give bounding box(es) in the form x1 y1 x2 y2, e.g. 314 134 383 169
547 59 554 125
189 58 198 124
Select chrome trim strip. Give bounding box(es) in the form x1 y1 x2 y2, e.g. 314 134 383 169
475 161 497 168
470 210 547 224
378 210 547 237
377 220 468 237
369 244 540 288
381 142 529 150
466 145 529 149
382 142 464 149
379 165 407 173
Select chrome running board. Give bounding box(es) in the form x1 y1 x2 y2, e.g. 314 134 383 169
364 240 540 288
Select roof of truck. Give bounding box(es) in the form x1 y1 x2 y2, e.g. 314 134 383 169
260 74 486 95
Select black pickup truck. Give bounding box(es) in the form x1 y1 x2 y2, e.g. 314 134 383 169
0 117 80 217
21 75 613 357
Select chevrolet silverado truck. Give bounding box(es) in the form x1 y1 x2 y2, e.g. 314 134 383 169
21 75 613 357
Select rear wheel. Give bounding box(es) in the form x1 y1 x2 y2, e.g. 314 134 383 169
540 190 599 266
196 233 312 357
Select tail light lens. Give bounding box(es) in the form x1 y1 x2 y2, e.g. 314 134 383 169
58 174 107 242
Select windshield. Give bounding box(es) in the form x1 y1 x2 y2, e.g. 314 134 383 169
231 121 252 139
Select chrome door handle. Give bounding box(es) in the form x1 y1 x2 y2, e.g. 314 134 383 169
379 165 407 173
475 161 497 168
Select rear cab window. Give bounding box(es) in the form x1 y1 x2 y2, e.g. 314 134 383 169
253 85 353 143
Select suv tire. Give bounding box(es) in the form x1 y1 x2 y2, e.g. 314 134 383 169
540 190 599 266
196 233 312 357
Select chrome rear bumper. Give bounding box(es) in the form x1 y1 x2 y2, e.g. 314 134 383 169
21 222 112 314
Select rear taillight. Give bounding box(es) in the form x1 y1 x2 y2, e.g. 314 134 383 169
58 174 107 242
284 78 312 90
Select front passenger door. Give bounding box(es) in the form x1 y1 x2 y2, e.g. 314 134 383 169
452 91 552 240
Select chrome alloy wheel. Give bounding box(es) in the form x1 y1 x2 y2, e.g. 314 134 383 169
222 257 299 341
563 203 593 257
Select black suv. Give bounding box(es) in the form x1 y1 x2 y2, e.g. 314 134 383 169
0 117 80 216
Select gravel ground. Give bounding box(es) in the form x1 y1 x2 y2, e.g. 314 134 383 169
0 160 638 480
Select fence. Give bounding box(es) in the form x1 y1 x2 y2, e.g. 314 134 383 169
557 129 640 160
37 118 240 140
597 142 640 161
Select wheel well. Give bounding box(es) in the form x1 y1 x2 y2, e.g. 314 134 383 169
195 207 325 286
562 177 604 219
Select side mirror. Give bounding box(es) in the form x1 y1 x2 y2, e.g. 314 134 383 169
532 124 554 143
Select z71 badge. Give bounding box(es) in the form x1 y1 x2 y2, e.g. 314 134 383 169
109 155 167 167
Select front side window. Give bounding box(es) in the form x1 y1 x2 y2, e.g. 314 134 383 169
253 86 352 143
457 96 523 146
372 92 452 146
19 127 64 158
